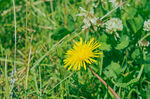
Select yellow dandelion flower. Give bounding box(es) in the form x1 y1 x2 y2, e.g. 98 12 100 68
63 38 102 71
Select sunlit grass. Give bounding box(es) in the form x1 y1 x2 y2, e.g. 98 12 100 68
0 0 150 98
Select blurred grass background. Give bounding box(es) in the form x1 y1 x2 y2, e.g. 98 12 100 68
0 0 150 98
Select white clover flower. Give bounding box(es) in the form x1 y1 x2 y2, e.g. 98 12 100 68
109 0 130 9
109 0 123 8
139 39 150 47
104 18 123 34
77 7 99 31
143 19 150 31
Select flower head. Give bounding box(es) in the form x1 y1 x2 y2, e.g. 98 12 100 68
139 39 150 47
77 7 99 31
109 0 123 8
143 19 150 31
63 38 102 71
104 18 123 34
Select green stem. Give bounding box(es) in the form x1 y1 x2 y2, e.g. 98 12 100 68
137 48 146 80
39 67 42 99
5 55 10 99
100 54 103 75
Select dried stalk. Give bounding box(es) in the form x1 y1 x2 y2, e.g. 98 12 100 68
88 66 120 99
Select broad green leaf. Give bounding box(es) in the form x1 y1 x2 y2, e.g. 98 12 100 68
121 7 137 32
145 53 150 64
144 64 150 74
133 14 144 32
110 62 122 75
104 62 121 79
146 89 150 99
126 19 137 33
135 0 147 8
123 7 137 19
145 63 150 80
99 42 111 51
131 49 140 59
103 70 117 79
99 34 108 42
115 35 129 50
0 0 9 9
126 14 144 33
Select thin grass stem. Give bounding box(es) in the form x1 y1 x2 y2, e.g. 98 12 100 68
5 55 10 99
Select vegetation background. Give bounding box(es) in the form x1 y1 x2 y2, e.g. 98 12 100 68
0 0 150 98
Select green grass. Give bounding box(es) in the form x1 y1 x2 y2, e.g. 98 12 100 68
0 0 150 98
